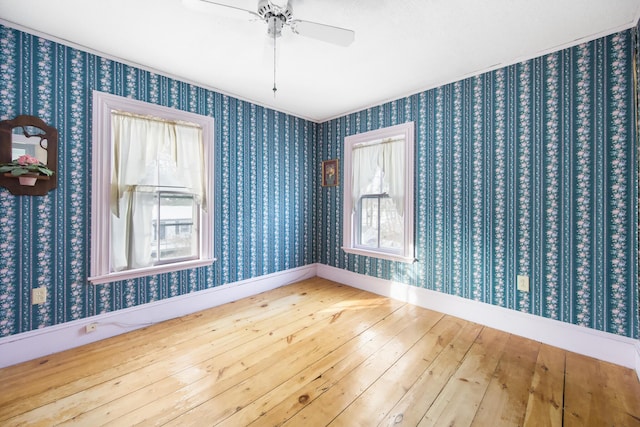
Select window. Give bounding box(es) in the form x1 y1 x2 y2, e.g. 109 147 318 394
89 92 215 284
342 122 415 262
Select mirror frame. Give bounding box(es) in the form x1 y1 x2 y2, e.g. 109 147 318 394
0 115 58 196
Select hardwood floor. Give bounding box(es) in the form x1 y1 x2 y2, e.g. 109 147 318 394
1 277 639 426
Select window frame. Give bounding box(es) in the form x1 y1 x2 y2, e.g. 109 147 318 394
89 91 215 284
342 121 415 263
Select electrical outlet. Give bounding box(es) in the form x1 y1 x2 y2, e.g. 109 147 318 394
32 287 47 305
85 323 98 333
517 275 530 292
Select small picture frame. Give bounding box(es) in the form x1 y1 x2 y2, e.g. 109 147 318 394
322 159 339 187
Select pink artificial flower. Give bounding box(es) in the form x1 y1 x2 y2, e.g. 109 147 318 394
16 154 41 166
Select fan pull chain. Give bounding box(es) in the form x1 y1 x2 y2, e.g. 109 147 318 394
272 17 277 97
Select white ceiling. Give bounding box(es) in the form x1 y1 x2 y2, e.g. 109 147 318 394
1 0 640 122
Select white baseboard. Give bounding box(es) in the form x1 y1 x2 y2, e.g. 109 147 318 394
317 264 640 380
635 341 640 380
0 264 317 369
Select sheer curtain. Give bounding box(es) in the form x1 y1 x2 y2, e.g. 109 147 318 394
351 138 404 214
110 112 205 271
352 143 381 208
383 139 404 215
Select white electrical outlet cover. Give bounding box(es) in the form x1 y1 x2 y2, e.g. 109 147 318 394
517 275 529 292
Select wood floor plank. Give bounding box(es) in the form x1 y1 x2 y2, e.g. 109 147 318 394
564 352 640 427
159 298 412 427
417 327 510 427
522 343 565 427
564 352 613 426
596 358 640 423
233 302 433 427
280 304 444 426
329 314 466 426
379 320 484 426
472 334 541 426
0 278 638 427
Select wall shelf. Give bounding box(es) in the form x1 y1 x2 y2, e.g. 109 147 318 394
0 115 58 196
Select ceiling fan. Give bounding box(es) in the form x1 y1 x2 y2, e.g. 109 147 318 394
182 0 355 95
182 0 355 47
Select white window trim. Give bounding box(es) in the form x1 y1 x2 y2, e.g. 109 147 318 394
342 121 415 263
89 91 215 284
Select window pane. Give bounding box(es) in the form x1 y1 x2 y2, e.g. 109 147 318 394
152 193 198 263
359 197 379 248
358 196 403 251
379 197 403 250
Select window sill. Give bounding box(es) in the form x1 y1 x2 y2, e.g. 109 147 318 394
88 258 216 284
342 247 416 264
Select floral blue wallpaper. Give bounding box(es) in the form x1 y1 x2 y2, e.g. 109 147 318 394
318 29 638 338
0 22 638 341
0 24 317 337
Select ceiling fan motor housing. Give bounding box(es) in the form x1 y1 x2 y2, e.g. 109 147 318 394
258 0 292 36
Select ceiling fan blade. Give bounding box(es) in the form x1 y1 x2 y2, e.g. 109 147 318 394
290 20 355 46
182 0 260 20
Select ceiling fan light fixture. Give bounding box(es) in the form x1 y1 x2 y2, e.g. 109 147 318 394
266 15 285 37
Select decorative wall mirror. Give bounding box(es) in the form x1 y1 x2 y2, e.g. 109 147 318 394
0 115 58 196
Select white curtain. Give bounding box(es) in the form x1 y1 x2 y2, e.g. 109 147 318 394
351 138 404 215
352 143 381 207
383 140 404 215
110 113 205 271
